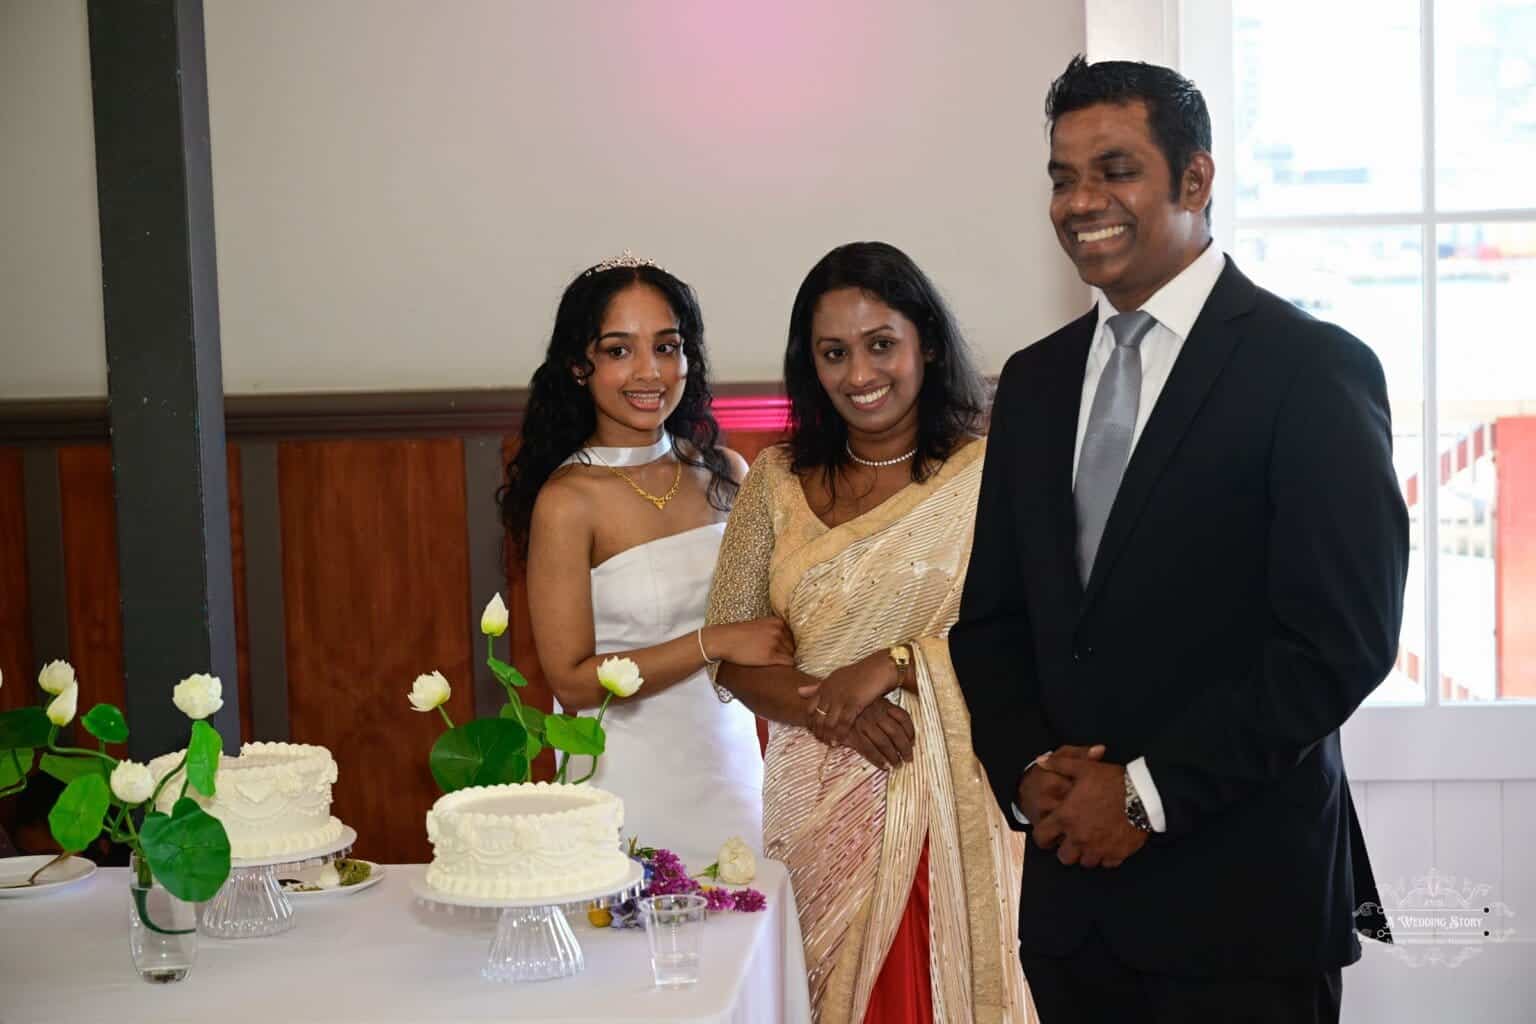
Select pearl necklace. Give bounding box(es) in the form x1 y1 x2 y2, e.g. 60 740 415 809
845 441 917 468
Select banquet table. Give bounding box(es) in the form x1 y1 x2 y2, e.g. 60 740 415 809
0 860 812 1024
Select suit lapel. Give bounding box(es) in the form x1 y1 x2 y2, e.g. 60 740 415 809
1079 258 1260 613
1047 309 1096 606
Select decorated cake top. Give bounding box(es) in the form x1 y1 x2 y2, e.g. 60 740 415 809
148 741 337 790
428 781 621 827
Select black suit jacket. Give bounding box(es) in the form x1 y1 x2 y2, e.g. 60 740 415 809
951 258 1407 978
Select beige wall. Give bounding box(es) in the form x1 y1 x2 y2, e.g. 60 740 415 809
2 0 1088 398
0 0 106 399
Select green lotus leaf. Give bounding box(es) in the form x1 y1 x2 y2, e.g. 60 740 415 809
488 656 530 690
429 717 529 792
48 773 111 852
39 752 110 785
544 714 605 757
184 720 223 797
140 802 232 902
0 707 50 750
80 703 128 744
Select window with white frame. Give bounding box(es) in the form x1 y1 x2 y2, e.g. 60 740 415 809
1172 0 1536 778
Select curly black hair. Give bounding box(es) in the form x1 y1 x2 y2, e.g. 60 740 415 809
1046 54 1212 219
499 263 736 558
782 241 985 492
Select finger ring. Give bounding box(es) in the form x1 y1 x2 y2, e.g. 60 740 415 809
814 707 829 717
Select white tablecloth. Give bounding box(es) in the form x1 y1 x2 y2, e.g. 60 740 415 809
0 861 812 1024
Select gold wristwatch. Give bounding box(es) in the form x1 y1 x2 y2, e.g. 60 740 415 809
888 644 912 691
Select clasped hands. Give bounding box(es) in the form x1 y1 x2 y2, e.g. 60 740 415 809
1021 744 1148 869
796 650 915 771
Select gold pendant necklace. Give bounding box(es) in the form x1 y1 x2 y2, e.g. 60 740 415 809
603 459 683 511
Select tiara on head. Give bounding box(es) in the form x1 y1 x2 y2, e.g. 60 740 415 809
584 249 664 276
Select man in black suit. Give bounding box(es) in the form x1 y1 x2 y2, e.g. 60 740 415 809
950 57 1408 1022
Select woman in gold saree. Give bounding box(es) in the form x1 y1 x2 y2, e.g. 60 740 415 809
706 242 1032 1023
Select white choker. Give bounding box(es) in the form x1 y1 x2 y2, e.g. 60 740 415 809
562 433 674 469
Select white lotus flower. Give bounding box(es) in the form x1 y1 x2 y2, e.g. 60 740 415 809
596 657 643 698
110 761 156 805
38 660 77 696
408 671 452 712
716 836 756 885
173 674 224 720
480 593 509 638
46 683 78 727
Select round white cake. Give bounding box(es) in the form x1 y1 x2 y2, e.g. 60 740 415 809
148 741 345 859
424 782 630 900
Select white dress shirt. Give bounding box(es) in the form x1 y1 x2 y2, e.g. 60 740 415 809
1015 241 1227 833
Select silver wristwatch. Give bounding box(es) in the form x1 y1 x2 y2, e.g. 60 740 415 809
1123 770 1153 832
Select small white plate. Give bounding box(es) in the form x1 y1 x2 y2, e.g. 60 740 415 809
280 859 384 897
0 855 98 897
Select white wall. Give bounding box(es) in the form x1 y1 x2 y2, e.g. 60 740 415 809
1 0 1089 398
0 0 107 399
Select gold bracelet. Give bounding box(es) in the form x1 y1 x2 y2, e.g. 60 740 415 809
697 627 721 667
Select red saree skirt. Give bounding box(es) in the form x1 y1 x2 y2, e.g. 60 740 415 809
863 839 932 1023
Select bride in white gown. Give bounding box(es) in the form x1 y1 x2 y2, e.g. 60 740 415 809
501 254 793 863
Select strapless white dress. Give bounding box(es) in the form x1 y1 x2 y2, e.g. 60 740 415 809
575 522 764 864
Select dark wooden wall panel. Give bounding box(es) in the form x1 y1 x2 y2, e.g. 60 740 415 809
500 438 557 782
279 439 476 863
227 445 254 744
0 449 31 713
57 445 126 714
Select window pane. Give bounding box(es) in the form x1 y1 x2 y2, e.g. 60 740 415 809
1233 0 1421 217
1435 0 1536 211
1234 228 1426 704
1438 223 1536 702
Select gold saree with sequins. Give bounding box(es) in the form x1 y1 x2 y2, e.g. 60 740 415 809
705 441 1033 1024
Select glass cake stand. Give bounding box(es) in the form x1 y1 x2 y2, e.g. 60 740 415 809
411 861 646 983
200 825 357 939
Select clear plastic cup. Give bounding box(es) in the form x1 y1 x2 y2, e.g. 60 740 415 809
639 894 707 988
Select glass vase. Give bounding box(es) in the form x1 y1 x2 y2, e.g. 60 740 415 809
128 854 197 983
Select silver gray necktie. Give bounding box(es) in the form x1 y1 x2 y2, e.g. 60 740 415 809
1075 310 1156 584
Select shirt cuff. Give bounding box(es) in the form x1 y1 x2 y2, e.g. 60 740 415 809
1126 756 1167 833
1010 802 1030 826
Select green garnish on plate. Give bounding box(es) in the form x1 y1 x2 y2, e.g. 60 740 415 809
333 858 372 886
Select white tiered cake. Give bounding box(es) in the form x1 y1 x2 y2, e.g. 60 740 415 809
424 782 630 900
148 741 345 859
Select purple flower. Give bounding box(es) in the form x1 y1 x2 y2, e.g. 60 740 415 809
732 888 767 913
651 849 685 876
641 847 701 898
606 897 643 929
647 872 701 897
703 887 735 913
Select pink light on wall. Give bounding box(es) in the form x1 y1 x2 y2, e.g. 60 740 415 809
711 396 790 432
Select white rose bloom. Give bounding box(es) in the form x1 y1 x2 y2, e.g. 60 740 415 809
315 863 341 889
110 761 156 805
716 836 756 885
596 656 643 698
46 682 79 727
480 593 509 638
173 673 224 720
38 659 77 696
408 671 452 712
